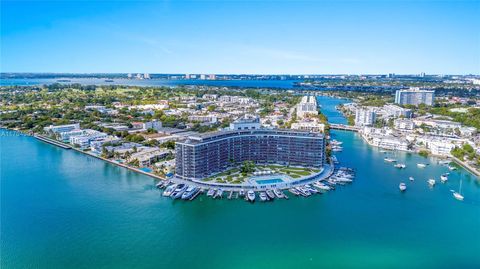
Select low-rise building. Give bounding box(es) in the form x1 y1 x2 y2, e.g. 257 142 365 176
129 148 170 166
394 119 415 131
69 129 108 149
383 104 412 118
44 123 80 134
291 121 325 133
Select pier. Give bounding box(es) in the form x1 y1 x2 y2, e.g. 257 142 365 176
34 135 72 149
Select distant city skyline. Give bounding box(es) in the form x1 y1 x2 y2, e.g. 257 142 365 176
1 0 479 74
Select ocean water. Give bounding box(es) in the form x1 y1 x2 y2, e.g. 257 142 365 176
0 78 300 89
1 96 479 269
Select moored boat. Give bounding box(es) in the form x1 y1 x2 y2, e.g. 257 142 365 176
428 179 436 187
259 192 268 202
266 190 275 200
440 174 449 182
162 184 177 197
399 182 407 191
417 163 428 168
247 190 256 202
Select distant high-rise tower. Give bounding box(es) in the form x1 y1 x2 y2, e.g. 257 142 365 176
144 73 151 79
395 88 435 106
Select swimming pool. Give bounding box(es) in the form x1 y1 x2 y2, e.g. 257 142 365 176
139 167 152 173
255 178 284 185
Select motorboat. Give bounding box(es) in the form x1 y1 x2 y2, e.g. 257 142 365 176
440 174 449 183
394 163 406 169
259 192 268 202
273 189 285 198
409 176 414 181
304 185 319 194
239 189 245 197
384 158 397 163
314 182 331 191
288 188 300 196
247 190 256 202
448 165 457 171
417 163 427 168
181 186 198 200
206 189 216 197
170 184 187 199
399 182 407 191
214 189 224 199
428 179 436 187
162 184 177 197
266 190 275 200
452 179 464 201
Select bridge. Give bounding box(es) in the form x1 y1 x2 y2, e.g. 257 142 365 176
329 123 360 132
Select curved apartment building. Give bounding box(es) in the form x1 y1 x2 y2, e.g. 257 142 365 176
175 129 325 180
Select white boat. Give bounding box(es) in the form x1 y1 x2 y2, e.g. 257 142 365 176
409 176 414 181
247 190 256 202
314 182 331 191
394 163 406 169
417 163 427 168
206 189 216 197
171 184 187 199
331 139 343 145
273 189 285 199
384 158 397 163
288 188 300 196
239 189 245 197
399 182 407 191
259 192 268 202
162 184 177 197
440 174 449 182
266 190 275 200
448 165 457 171
428 179 436 186
181 186 197 200
453 179 464 201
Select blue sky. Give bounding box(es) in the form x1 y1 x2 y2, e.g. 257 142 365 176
1 0 479 74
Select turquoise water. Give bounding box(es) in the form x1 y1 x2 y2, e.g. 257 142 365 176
1 96 479 269
256 178 284 185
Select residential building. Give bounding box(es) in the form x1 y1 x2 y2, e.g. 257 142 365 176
296 96 318 119
175 129 326 180
229 115 261 130
355 108 376 126
394 119 415 130
383 104 413 118
69 130 108 149
44 123 80 134
394 88 435 106
129 148 170 166
291 121 325 133
188 115 218 124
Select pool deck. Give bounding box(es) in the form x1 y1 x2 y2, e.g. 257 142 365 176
169 164 335 191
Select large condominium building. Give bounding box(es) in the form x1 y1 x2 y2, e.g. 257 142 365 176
175 129 326 181
355 108 376 127
395 88 435 106
44 123 80 134
296 96 319 119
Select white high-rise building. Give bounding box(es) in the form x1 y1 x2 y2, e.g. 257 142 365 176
144 73 151 79
296 96 318 119
355 108 376 126
395 88 435 106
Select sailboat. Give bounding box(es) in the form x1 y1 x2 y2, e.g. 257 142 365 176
452 179 464 201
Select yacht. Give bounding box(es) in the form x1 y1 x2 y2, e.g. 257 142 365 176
314 182 331 191
206 189 216 197
162 184 177 197
266 190 275 200
239 189 245 197
259 192 268 202
288 188 300 196
214 189 224 199
394 163 406 169
428 179 436 187
273 189 285 199
170 184 187 199
453 179 464 201
440 174 449 183
181 186 198 200
417 163 427 168
384 158 397 163
409 176 415 181
399 182 407 192
247 190 256 202
304 185 319 194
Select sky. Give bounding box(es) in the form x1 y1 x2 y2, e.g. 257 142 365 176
1 0 479 74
